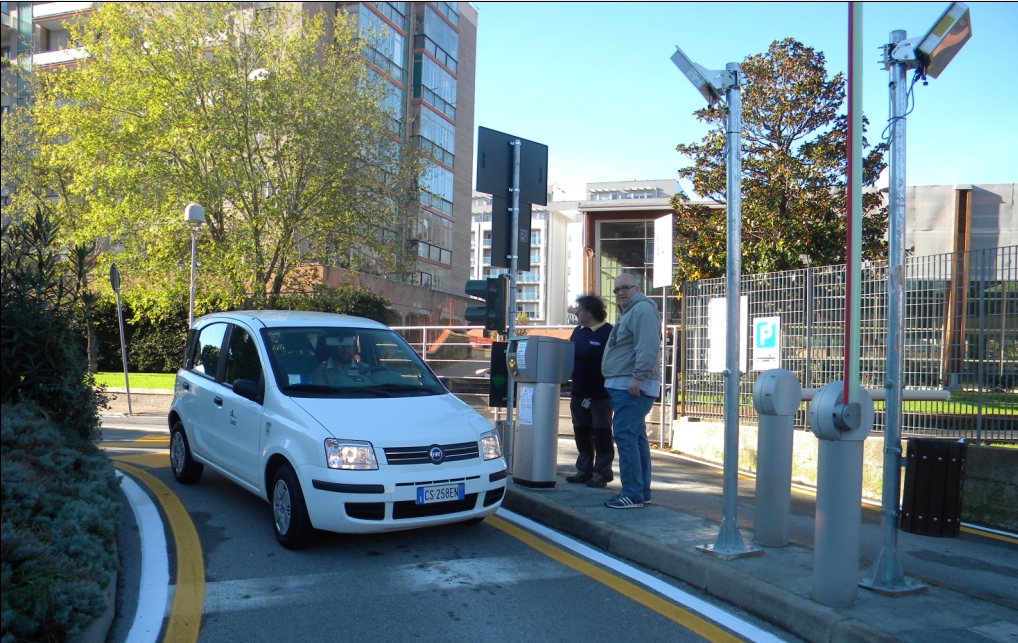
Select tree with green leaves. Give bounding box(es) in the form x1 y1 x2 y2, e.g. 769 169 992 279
671 38 888 281
33 2 424 315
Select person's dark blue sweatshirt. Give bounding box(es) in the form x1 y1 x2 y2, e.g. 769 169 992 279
570 321 613 400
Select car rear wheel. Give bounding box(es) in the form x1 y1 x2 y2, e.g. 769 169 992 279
272 463 312 550
170 422 203 484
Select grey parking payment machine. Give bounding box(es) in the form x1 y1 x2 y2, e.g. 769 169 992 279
506 336 574 488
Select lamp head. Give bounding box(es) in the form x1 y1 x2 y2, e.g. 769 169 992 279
917 2 971 78
671 46 724 106
184 203 205 224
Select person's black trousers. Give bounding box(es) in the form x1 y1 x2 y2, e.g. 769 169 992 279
569 396 615 479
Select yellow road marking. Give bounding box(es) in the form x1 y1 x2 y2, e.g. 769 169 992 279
112 453 171 469
100 434 170 449
960 526 1018 545
115 463 204 643
486 515 742 643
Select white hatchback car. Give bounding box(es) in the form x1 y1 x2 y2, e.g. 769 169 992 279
169 311 507 549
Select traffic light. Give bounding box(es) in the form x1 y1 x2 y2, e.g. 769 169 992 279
464 275 509 333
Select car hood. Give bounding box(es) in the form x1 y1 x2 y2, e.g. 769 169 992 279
291 393 493 446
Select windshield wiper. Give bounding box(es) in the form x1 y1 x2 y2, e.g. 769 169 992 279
358 383 439 395
282 383 335 392
282 383 395 397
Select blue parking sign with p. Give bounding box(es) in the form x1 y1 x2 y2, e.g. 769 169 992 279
755 319 778 349
752 317 780 371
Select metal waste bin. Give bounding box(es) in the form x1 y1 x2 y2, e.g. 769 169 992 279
900 438 967 537
506 336 573 489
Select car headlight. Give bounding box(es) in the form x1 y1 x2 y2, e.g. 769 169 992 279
480 430 502 461
324 439 378 470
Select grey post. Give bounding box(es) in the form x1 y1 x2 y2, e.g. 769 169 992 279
184 203 205 329
810 381 874 607
110 264 132 416
501 140 521 473
698 63 760 559
753 369 801 547
659 289 668 448
859 30 926 597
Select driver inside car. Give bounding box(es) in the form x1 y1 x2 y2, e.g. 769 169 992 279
311 335 361 385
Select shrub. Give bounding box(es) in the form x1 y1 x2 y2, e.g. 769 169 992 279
0 403 121 643
0 210 106 442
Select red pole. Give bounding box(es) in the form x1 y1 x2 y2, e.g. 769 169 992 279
844 2 856 404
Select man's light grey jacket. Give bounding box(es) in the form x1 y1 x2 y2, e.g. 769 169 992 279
601 291 661 382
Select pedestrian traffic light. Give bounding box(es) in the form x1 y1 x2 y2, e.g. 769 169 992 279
464 275 509 333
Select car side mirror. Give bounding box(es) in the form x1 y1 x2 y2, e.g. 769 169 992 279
439 377 452 391
233 378 261 403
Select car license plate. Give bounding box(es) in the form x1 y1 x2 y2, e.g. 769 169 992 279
416 483 465 505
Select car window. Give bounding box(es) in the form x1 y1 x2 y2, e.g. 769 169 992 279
260 326 445 398
192 323 227 379
224 326 262 386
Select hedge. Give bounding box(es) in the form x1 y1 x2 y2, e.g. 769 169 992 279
0 404 121 643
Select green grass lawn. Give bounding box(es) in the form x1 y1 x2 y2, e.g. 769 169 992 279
94 372 176 390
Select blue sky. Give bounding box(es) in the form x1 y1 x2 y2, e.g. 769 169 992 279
472 2 1018 200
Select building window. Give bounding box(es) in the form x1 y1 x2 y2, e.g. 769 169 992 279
420 165 453 215
360 6 406 84
413 54 456 120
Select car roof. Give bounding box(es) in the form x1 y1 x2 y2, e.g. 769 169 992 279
194 310 389 331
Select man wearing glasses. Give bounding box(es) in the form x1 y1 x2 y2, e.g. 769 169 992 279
600 273 661 509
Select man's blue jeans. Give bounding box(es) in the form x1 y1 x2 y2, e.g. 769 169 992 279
607 388 655 503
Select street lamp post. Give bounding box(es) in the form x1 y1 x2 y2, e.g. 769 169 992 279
671 46 759 560
184 203 205 328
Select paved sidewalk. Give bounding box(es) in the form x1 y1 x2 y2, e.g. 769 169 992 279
503 441 1018 643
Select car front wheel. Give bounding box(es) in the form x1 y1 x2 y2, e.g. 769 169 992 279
170 422 203 484
271 463 312 550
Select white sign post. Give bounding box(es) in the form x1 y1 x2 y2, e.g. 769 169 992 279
653 215 674 448
752 316 781 371
708 296 747 374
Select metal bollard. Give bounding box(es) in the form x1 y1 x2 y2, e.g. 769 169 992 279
752 369 801 547
809 381 874 608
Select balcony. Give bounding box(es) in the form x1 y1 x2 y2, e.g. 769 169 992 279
413 84 456 121
367 1 409 33
414 34 456 74
412 135 453 168
33 47 88 67
364 45 406 85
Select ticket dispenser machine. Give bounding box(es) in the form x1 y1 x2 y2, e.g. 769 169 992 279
506 336 574 488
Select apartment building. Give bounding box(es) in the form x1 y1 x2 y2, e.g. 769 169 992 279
469 186 578 325
2 2 479 323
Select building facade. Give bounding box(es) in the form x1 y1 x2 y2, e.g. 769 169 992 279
3 2 479 323
470 187 577 325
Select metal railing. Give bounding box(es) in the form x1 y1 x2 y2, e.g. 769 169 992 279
679 246 1016 441
388 246 1014 443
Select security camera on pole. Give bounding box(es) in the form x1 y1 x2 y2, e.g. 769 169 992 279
671 46 760 560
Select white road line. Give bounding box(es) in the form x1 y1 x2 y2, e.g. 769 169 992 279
497 509 786 643
117 472 169 643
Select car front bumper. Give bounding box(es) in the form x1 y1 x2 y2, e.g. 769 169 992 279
296 457 508 533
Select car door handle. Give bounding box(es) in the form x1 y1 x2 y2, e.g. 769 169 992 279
182 382 190 391
213 396 223 407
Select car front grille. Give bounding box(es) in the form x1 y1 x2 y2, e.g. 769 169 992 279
383 441 479 465
392 493 478 519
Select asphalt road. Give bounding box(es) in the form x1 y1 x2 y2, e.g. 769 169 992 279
99 415 800 643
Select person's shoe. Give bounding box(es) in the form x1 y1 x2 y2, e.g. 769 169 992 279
586 473 609 488
604 495 643 509
566 472 593 483
643 498 652 505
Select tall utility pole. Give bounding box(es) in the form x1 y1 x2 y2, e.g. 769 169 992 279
670 46 758 559
861 1 971 596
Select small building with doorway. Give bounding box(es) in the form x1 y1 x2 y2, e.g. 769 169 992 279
576 179 721 323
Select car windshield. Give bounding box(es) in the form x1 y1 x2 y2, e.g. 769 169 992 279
260 326 446 398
